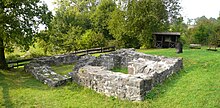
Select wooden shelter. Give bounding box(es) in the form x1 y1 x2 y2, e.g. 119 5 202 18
153 32 181 48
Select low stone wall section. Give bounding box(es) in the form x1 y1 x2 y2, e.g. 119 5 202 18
31 54 79 66
128 57 183 85
76 66 153 101
25 54 79 87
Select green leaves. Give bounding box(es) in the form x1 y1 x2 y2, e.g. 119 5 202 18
108 0 173 48
0 0 52 69
81 30 106 49
90 0 116 40
40 0 182 54
1 0 52 49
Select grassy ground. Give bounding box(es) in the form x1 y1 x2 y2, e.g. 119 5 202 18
91 52 108 57
1 48 220 108
51 64 75 76
111 67 128 74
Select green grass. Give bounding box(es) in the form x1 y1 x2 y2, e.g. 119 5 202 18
91 52 109 57
1 48 220 108
51 64 75 75
111 67 128 74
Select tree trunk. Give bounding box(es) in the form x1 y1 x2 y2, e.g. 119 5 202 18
0 37 8 70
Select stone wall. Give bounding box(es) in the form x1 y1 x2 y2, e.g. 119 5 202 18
24 48 183 101
76 66 153 101
72 49 183 101
31 54 79 66
24 54 78 87
128 56 183 85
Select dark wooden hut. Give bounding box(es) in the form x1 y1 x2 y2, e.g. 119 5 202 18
153 32 181 48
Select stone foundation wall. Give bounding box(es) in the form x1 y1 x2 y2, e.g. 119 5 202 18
128 57 183 85
76 66 153 101
24 54 78 87
73 49 183 101
24 48 183 101
31 54 79 66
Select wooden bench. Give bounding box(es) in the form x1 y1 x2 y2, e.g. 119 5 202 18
189 44 201 49
207 44 217 51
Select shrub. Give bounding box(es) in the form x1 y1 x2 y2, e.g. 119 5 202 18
24 50 45 58
80 30 106 49
6 54 21 61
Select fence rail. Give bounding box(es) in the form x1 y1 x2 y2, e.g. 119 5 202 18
7 46 115 68
7 58 33 68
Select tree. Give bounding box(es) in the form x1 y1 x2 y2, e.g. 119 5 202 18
123 0 170 48
46 0 97 52
0 0 52 69
80 30 106 49
108 7 127 48
163 0 181 23
108 0 181 48
193 16 215 45
91 0 116 40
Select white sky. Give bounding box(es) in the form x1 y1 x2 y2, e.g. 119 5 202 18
42 0 220 22
181 0 220 21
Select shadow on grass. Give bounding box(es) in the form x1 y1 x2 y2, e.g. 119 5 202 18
9 68 49 90
0 71 14 108
0 68 52 107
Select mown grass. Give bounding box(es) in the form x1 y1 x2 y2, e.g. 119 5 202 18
1 48 220 108
51 64 75 75
91 52 108 57
111 67 128 74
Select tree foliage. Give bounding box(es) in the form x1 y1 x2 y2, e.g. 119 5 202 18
45 0 97 53
0 0 52 69
80 30 106 49
91 0 116 40
185 16 220 45
38 0 182 54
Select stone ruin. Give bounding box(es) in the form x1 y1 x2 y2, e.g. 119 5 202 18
71 49 183 101
24 54 78 87
24 49 183 101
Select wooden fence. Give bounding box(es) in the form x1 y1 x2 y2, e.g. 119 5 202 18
72 46 115 56
7 46 115 68
7 58 33 68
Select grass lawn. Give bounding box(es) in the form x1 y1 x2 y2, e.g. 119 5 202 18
1 48 220 108
91 52 108 57
111 67 128 74
51 64 75 76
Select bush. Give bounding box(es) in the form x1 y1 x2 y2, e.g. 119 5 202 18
80 30 106 49
6 54 21 61
107 40 125 49
24 50 45 58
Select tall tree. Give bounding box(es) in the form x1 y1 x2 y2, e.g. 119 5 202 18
163 0 181 23
91 0 116 40
120 0 170 48
169 17 188 33
193 16 215 45
108 0 181 48
0 0 52 69
47 0 97 52
108 7 127 48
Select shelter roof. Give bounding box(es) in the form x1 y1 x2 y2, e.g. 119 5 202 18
153 32 180 36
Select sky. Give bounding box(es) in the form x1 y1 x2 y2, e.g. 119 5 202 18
43 0 220 22
181 0 220 21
